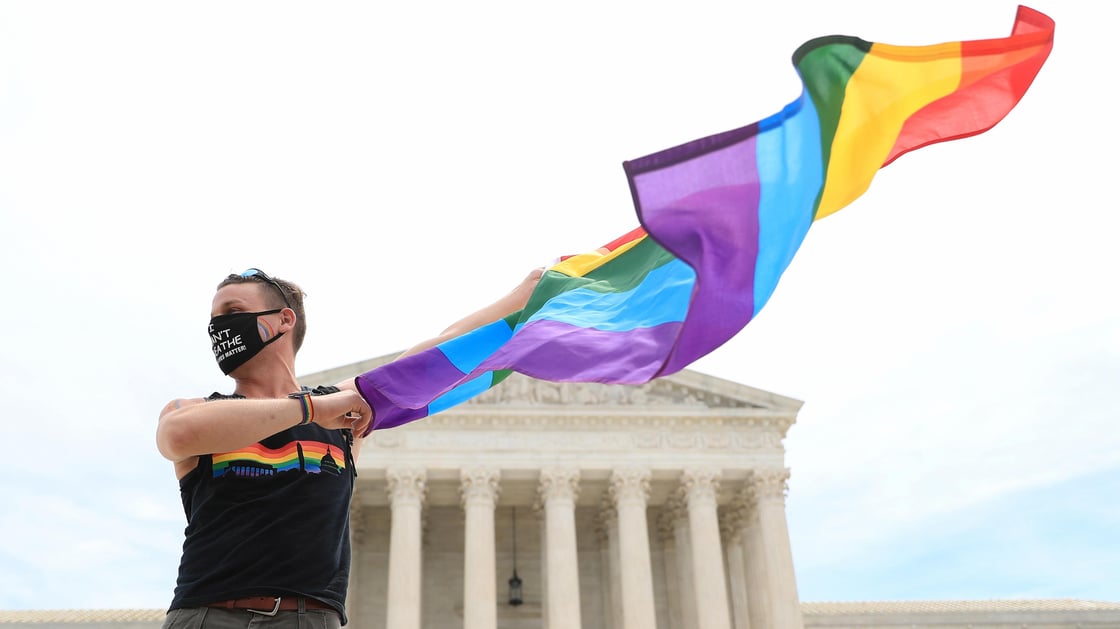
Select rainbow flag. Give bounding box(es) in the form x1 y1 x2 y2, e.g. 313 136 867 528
356 5 1054 433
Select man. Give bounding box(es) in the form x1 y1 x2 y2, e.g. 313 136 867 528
156 267 541 628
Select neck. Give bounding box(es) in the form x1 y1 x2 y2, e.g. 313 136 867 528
231 356 301 399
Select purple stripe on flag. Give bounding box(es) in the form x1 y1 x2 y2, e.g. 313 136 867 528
477 318 685 384
358 383 429 431
355 348 466 409
626 128 762 376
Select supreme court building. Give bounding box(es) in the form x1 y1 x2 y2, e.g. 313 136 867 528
325 356 806 629
3 356 1118 629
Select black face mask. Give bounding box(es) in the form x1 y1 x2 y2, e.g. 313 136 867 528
209 309 285 375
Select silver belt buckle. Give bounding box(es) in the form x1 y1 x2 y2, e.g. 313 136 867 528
248 597 282 616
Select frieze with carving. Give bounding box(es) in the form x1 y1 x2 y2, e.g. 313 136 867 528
367 429 785 455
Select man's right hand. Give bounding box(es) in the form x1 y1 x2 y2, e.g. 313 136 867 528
311 389 372 435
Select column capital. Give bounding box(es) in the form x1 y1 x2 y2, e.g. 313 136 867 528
729 485 757 536
460 467 501 509
680 467 722 506
538 467 581 504
736 480 757 510
386 467 427 507
598 497 618 526
752 468 791 501
656 508 677 546
665 491 689 526
596 497 618 544
608 467 652 506
718 506 743 545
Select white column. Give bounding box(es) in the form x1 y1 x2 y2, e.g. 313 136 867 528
669 494 698 629
739 484 769 629
597 503 622 629
595 511 612 629
720 505 750 629
682 468 731 629
461 468 501 629
535 500 549 629
386 467 427 629
538 467 582 629
657 509 682 629
609 467 657 629
753 469 803 629
346 496 365 627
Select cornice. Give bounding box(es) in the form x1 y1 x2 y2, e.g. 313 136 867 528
366 423 788 454
387 410 797 437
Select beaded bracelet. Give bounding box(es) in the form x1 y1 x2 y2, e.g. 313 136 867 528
288 391 315 425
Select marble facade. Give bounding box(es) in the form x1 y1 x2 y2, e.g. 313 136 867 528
306 358 806 629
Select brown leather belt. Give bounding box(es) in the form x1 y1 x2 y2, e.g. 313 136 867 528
207 596 334 616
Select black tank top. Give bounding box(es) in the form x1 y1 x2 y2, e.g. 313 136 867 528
168 386 355 623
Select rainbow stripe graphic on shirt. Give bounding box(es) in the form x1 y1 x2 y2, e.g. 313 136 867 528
212 440 344 478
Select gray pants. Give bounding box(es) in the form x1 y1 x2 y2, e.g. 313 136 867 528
161 606 342 629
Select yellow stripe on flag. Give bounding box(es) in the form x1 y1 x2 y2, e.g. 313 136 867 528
816 41 962 219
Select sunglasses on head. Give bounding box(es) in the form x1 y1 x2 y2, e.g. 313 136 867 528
239 268 292 309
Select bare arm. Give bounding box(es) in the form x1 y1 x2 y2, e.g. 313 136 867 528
156 389 372 463
396 268 544 360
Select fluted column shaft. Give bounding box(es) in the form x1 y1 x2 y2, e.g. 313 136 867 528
682 468 731 629
461 468 500 629
535 502 549 629
598 503 623 629
754 469 803 629
720 507 750 629
658 510 683 629
538 468 582 629
386 468 427 629
670 496 698 629
610 468 657 629
739 486 769 629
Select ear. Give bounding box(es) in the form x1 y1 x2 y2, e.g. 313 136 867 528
278 307 297 334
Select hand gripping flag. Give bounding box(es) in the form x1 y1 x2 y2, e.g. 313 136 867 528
356 5 1055 434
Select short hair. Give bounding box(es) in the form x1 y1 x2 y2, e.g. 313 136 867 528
216 271 308 354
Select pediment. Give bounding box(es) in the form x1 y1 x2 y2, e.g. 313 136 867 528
301 353 802 413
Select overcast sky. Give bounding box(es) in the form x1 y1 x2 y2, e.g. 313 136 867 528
1 0 1116 611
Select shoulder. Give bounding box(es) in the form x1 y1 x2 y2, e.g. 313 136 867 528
159 397 205 418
